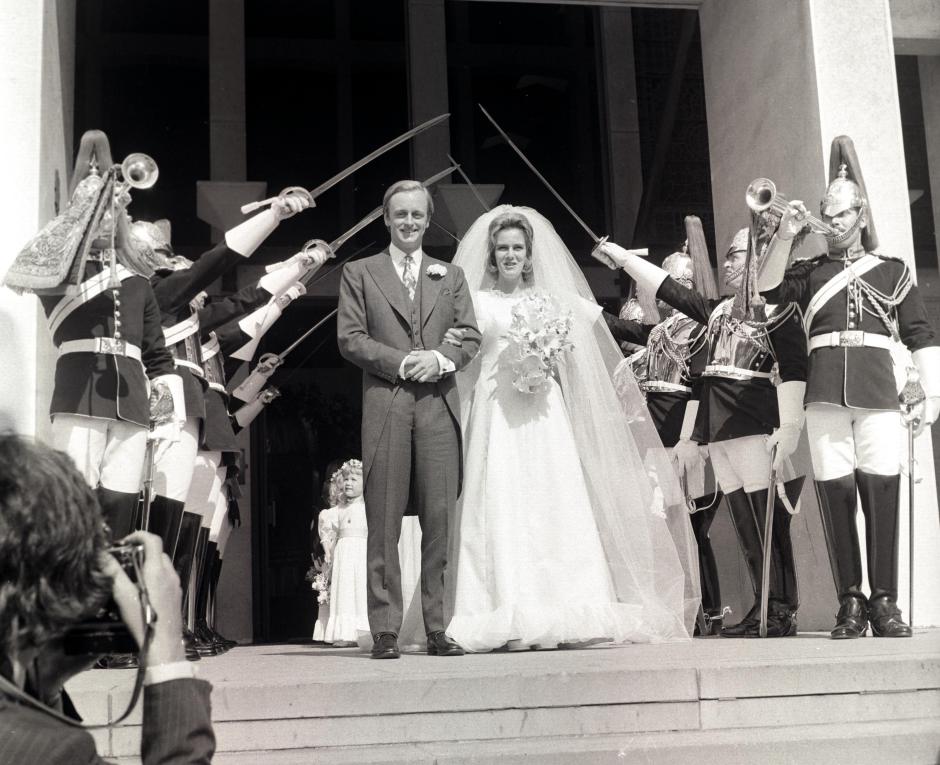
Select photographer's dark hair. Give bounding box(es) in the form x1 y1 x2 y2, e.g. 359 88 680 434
0 435 110 656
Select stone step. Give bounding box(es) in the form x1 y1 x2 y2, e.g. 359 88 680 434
69 633 940 761
205 718 940 765
102 685 940 757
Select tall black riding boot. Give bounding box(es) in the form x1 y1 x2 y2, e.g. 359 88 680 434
173 510 202 661
856 471 911 637
96 487 140 540
720 489 763 637
815 475 868 638
145 495 185 558
190 528 217 656
173 511 201 594
208 548 237 649
691 499 723 634
739 488 798 638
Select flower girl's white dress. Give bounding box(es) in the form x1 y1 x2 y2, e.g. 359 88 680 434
323 497 369 643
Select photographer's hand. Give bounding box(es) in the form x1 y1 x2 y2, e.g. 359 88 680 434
105 531 185 666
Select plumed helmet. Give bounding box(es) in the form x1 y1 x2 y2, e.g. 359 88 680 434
684 215 718 300
726 227 749 256
619 296 645 322
129 219 186 274
822 135 877 250
661 250 693 286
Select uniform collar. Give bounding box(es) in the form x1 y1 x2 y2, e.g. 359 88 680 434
827 244 867 262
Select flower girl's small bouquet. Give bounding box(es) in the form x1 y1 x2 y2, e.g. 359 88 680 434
306 556 332 605
505 291 574 394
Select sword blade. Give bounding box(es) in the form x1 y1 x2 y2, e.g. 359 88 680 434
479 104 601 244
309 112 450 199
447 153 490 213
279 308 339 360
759 447 777 638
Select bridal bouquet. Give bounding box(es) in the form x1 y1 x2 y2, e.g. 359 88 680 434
506 291 574 394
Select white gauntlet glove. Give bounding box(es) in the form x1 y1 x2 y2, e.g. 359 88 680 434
148 373 186 443
673 400 704 477
766 380 806 470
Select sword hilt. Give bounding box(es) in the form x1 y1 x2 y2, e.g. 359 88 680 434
241 186 315 215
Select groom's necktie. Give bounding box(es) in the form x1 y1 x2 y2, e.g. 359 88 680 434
401 253 417 301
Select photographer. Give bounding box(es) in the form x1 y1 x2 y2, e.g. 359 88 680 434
0 434 214 763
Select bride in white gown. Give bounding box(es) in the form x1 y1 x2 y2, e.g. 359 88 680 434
444 206 699 652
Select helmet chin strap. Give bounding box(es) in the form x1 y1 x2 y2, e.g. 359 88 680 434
724 263 745 286
825 204 867 249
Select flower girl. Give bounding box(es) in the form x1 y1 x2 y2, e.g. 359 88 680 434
323 459 369 646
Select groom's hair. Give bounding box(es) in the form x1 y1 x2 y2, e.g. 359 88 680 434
382 180 435 217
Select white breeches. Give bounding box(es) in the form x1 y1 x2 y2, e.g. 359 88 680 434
184 450 223 522
152 417 201 501
707 434 772 494
209 468 231 543
51 414 147 493
805 403 902 480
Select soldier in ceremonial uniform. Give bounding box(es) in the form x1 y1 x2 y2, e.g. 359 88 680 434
759 135 940 638
5 130 184 540
594 223 807 638
603 229 727 635
130 207 322 658
183 246 330 653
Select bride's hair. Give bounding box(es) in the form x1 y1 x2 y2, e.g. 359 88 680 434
486 211 534 282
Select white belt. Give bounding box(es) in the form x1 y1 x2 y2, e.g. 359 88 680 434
703 364 773 380
337 528 367 540
641 381 692 394
207 381 226 393
173 358 205 377
58 338 142 362
808 331 893 352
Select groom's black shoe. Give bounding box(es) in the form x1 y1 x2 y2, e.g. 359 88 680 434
426 631 465 656
371 632 400 659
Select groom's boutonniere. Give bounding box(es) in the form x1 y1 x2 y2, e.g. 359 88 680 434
426 264 447 279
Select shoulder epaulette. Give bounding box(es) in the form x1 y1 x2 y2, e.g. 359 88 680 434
785 254 825 277
873 251 905 263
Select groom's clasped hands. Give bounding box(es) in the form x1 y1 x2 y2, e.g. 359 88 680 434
401 327 469 382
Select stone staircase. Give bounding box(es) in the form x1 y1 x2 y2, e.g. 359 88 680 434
67 631 940 763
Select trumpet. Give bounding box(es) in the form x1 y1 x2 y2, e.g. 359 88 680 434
745 177 834 236
119 152 159 190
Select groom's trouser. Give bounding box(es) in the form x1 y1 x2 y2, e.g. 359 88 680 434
365 381 458 637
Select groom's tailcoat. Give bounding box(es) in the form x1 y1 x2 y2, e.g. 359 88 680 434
337 250 480 487
337 248 480 635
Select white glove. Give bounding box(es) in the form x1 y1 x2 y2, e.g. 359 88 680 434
674 438 704 477
767 379 806 470
766 423 800 471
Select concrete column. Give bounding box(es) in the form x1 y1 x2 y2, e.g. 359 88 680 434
919 56 940 264
406 0 451 181
0 0 74 438
700 0 940 626
203 0 254 644
598 6 643 292
209 0 247 183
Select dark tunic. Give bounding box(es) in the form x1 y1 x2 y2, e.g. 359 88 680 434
197 282 275 452
656 278 808 444
764 253 936 411
40 262 175 428
150 241 246 426
604 311 706 447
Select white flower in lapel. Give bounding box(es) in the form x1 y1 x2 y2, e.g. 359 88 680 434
426 264 447 279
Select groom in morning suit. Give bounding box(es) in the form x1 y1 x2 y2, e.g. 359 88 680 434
338 179 481 658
